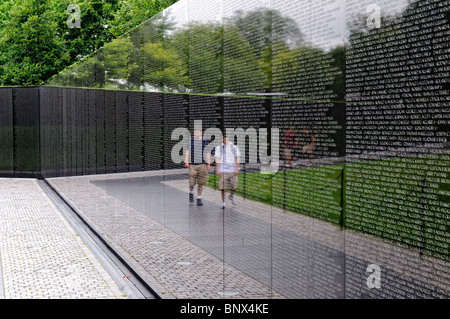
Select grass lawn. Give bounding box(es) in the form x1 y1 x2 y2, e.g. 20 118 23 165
208 164 345 224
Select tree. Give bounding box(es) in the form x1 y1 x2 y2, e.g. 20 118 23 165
108 0 178 37
0 0 14 22
222 25 265 93
226 8 303 59
224 8 304 93
0 0 177 86
272 46 340 99
0 0 65 85
52 0 119 60
132 11 183 91
168 21 265 94
140 41 187 92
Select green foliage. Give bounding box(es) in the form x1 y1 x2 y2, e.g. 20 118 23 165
0 0 177 86
272 46 340 99
104 36 137 88
48 6 347 99
18 2 347 98
226 8 303 59
0 0 61 85
1 1 345 96
171 22 224 93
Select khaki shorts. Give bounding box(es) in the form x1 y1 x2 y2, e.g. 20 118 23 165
189 164 208 187
218 173 238 190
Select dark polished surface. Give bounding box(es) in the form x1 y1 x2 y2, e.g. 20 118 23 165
91 175 449 299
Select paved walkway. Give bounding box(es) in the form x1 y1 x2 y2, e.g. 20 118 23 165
0 173 447 299
0 179 125 299
47 170 450 299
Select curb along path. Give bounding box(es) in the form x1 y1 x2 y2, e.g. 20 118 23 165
0 179 125 299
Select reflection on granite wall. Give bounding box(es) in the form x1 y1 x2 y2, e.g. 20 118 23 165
0 0 448 299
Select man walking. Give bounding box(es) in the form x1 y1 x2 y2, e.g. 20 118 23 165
185 129 210 206
215 134 241 209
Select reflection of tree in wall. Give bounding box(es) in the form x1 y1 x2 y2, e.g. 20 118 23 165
170 23 224 94
103 37 138 89
134 12 189 92
68 12 188 92
271 46 340 99
165 8 343 97
48 6 347 96
226 8 305 93
170 22 265 94
328 46 346 101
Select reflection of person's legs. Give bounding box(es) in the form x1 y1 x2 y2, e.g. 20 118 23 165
189 166 196 203
197 164 207 196
302 145 314 162
309 146 314 161
219 173 226 208
196 164 208 206
284 148 292 166
291 148 298 161
228 174 238 205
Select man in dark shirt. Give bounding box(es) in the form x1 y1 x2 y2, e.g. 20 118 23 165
185 129 210 206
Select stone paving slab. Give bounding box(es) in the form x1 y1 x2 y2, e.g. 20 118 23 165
47 170 449 298
47 173 284 299
163 175 450 294
0 179 125 299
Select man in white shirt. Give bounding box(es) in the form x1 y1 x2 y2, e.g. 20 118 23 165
215 134 241 209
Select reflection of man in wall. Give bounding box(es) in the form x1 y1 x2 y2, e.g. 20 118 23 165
300 128 315 162
185 129 210 206
215 134 241 209
283 126 298 167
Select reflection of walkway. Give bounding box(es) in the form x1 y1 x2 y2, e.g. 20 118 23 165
0 179 125 299
48 171 281 299
163 175 450 298
94 174 345 298
47 170 450 299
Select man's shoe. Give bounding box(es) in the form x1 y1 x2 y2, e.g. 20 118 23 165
189 193 194 203
221 202 226 209
197 198 203 206
229 195 236 205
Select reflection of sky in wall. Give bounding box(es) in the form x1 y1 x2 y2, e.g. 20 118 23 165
222 0 271 16
189 0 223 24
345 0 410 30
272 0 346 51
162 0 188 34
273 0 410 51
162 0 411 51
